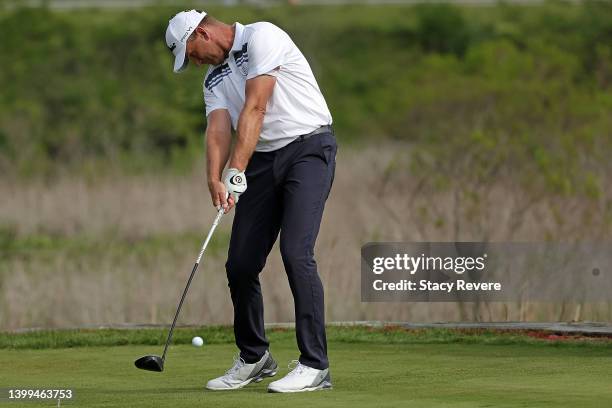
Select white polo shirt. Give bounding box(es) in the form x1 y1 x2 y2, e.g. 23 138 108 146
203 22 333 152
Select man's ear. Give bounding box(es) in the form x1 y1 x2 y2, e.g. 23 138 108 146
195 26 210 41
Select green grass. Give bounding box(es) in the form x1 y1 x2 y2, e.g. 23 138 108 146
3 326 612 350
1 332 611 407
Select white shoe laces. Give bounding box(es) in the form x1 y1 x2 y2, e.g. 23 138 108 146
224 355 246 377
286 360 307 377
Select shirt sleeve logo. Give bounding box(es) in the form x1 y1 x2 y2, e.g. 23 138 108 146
233 43 249 76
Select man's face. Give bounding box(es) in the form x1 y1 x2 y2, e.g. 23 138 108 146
186 27 226 67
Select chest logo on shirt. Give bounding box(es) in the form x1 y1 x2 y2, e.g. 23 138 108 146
233 43 249 76
204 63 231 91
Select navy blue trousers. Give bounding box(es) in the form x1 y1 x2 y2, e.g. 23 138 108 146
225 130 337 370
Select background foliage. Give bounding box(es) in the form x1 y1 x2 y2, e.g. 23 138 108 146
0 2 610 197
1 2 612 329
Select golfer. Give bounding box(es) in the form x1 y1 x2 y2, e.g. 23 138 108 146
165 10 336 393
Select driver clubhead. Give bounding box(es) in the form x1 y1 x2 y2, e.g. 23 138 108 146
134 355 164 372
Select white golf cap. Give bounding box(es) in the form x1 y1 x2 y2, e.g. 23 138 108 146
165 10 207 73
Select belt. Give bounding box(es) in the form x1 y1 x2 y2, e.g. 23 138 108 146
294 125 334 142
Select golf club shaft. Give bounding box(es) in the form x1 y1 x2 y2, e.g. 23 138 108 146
161 207 225 362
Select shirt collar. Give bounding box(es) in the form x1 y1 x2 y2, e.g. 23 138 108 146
230 22 245 53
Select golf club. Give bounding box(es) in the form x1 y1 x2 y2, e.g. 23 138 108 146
134 206 225 372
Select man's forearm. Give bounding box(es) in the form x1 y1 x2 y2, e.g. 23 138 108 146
229 105 265 171
206 130 232 184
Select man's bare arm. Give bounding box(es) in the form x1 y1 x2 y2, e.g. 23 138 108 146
206 109 232 209
228 74 277 171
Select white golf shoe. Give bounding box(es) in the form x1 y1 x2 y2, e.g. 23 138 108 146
206 350 277 391
267 360 332 393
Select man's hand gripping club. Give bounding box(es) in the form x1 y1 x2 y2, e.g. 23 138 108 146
208 168 247 214
223 168 247 208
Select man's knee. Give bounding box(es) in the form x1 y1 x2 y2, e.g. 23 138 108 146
280 243 314 271
225 255 263 286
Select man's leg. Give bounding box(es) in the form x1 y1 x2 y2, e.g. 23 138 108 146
278 132 337 370
226 152 282 363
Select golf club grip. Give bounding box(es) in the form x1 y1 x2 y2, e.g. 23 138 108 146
161 208 225 362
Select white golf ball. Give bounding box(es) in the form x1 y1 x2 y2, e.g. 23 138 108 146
192 336 204 347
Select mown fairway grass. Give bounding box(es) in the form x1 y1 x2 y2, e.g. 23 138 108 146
1 327 611 407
